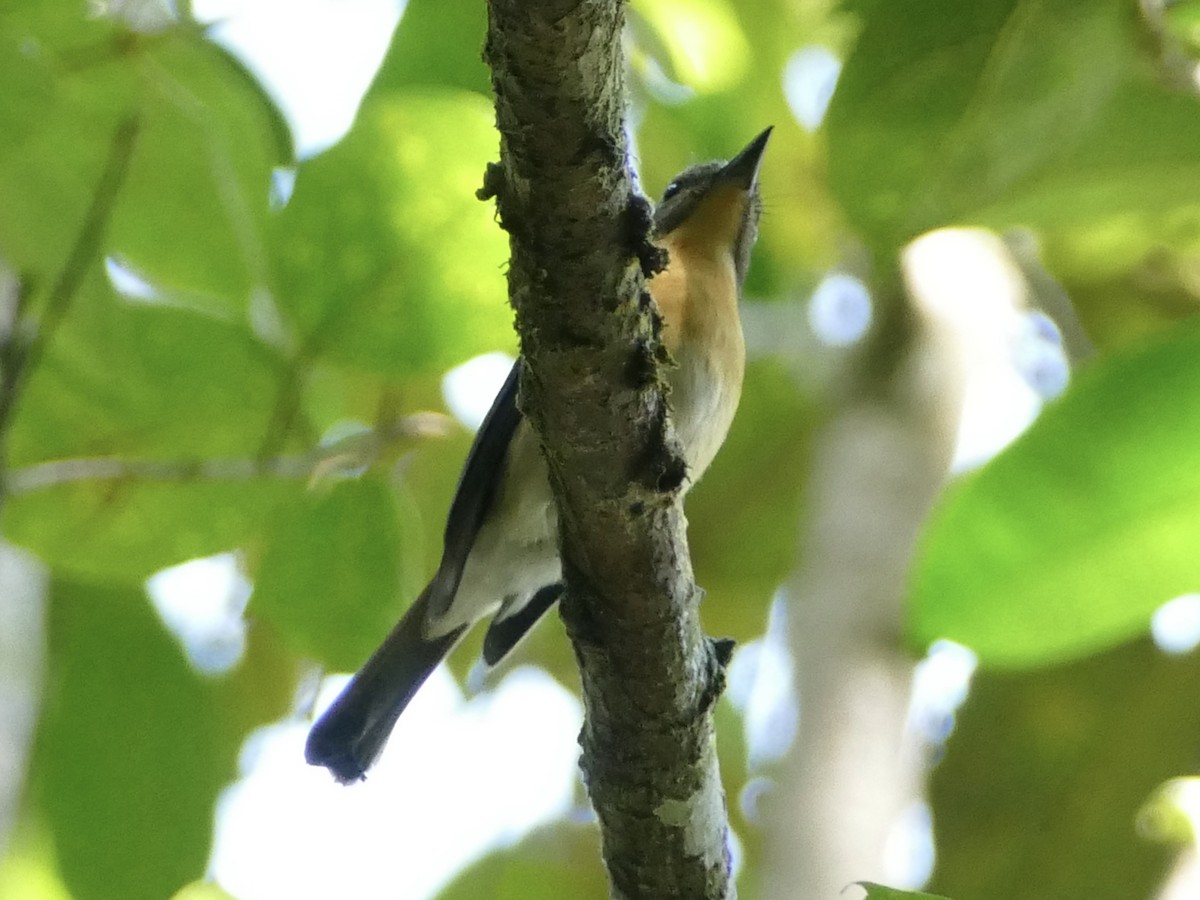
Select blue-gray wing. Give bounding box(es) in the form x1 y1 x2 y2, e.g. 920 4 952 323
307 360 526 781
428 359 523 612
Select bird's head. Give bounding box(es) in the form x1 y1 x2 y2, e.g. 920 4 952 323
651 126 772 286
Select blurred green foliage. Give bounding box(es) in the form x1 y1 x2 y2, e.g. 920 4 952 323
34 582 237 900
910 321 1200 665
253 477 411 671
858 885 950 900
929 639 1200 900
1 0 1199 898
269 90 514 375
437 822 611 899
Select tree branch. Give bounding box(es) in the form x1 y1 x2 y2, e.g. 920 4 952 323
3 412 451 494
482 1 732 897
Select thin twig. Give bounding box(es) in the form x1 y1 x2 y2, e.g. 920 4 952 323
5 412 453 495
0 114 142 433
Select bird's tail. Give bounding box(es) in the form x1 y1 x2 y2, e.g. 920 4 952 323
305 585 466 783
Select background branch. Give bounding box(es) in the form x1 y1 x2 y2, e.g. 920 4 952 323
5 412 451 494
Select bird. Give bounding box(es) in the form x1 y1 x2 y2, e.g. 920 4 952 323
306 127 772 783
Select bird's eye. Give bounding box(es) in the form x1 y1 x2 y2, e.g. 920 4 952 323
662 180 683 201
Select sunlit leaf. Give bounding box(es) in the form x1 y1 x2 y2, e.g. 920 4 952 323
909 320 1200 666
973 81 1200 232
0 10 132 275
0 12 289 310
828 0 1200 250
109 33 291 305
171 882 237 900
858 884 951 900
1164 0 1200 50
219 619 298 737
0 823 73 900
1053 244 1200 352
270 89 513 376
633 0 751 93
0 0 123 52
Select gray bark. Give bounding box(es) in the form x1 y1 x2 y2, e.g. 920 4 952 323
482 1 733 897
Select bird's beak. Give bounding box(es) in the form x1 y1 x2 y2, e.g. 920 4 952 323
718 126 773 191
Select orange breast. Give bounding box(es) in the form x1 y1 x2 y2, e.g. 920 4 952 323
648 226 745 483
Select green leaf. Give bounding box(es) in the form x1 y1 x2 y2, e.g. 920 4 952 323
251 477 411 670
270 89 514 376
0 822 73 900
972 81 1200 232
929 639 1200 900
367 0 491 98
909 320 1200 667
633 0 752 93
828 0 1200 250
437 821 608 900
1 278 298 581
858 884 951 900
31 580 232 900
0 13 289 311
0 13 132 276
7 278 282 465
0 0 122 52
1035 216 1200 354
216 618 300 738
108 33 291 307
171 883 237 900
3 478 292 582
1165 0 1200 50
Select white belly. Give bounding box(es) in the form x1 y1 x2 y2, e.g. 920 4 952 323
669 340 742 483
428 341 741 636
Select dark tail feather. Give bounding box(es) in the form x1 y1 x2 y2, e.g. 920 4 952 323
481 583 564 667
305 586 466 783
